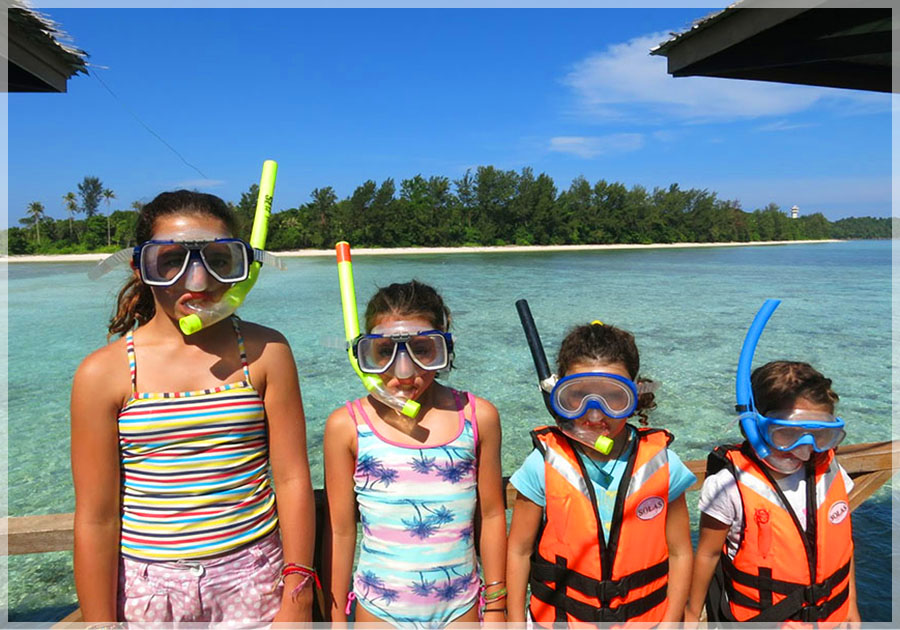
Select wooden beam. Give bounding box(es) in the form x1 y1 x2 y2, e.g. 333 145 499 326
5 512 74 555
7 440 897 557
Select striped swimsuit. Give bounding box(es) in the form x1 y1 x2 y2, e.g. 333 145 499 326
348 390 481 628
118 318 278 561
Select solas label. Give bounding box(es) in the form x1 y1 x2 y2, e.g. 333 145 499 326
636 496 665 520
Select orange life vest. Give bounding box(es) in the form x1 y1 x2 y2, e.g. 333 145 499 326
706 443 853 624
528 425 672 626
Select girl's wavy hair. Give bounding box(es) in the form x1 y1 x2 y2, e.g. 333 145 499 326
556 321 657 425
751 360 839 416
107 190 239 339
364 280 451 333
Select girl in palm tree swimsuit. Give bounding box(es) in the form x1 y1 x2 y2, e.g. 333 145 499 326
323 280 507 628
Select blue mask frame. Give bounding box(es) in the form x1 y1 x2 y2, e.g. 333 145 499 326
550 372 638 420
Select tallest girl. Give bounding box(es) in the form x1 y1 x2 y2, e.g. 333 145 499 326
71 189 315 624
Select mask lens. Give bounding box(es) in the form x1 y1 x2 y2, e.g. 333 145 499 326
357 337 397 373
201 241 246 282
406 333 448 370
765 415 846 452
142 243 189 284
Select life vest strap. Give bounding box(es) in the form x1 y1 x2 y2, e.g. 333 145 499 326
722 554 850 598
530 578 668 623
722 555 851 622
531 554 668 603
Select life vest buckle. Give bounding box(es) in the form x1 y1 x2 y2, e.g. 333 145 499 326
804 582 830 605
594 578 625 605
798 603 822 622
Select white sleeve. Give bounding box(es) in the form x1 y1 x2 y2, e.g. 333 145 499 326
698 468 744 559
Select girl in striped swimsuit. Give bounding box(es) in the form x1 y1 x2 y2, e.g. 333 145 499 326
323 281 508 628
71 191 316 625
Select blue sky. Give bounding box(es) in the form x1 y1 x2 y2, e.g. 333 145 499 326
7 7 892 225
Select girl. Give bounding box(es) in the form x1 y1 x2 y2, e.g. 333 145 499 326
686 361 861 624
323 280 507 627
506 321 695 625
71 190 316 624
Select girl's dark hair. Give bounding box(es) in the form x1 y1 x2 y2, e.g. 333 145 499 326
556 321 656 425
108 190 239 338
751 360 839 416
364 280 450 332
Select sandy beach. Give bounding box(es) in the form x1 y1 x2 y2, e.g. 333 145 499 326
1 239 842 263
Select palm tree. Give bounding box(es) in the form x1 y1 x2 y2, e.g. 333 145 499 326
103 189 116 246
63 192 78 237
25 201 45 245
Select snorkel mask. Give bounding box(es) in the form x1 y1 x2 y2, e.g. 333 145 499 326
736 299 846 461
515 299 617 455
88 160 285 335
335 242 420 418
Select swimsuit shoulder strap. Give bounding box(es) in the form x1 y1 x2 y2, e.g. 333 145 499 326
231 317 252 384
125 329 137 395
451 389 478 447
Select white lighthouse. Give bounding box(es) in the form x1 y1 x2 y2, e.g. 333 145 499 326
790 205 799 219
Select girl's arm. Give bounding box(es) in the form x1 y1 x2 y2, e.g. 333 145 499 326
322 406 359 622
257 329 316 622
684 513 730 624
71 347 128 622
473 398 507 622
846 555 861 625
506 493 543 623
662 493 693 622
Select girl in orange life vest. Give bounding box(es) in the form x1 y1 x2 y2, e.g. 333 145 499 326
71 191 316 624
685 361 861 625
506 321 695 625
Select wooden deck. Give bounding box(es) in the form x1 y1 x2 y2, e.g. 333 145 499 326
5 439 896 625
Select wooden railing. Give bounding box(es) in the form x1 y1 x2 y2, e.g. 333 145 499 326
5 439 897 625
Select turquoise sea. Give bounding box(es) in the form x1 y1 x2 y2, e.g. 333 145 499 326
5 240 894 622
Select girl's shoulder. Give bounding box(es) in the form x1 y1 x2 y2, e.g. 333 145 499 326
234 319 290 349
324 401 359 443
73 335 132 402
461 391 499 423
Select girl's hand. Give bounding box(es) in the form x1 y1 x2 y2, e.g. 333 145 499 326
273 583 314 623
481 608 507 624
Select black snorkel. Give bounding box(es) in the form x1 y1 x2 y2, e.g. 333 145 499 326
516 299 557 418
516 298 615 455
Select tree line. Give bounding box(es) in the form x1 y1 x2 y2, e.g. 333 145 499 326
5 168 893 256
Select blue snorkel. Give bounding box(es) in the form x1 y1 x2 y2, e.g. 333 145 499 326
735 299 782 459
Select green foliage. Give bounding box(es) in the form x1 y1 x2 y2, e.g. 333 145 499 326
12 168 892 256
830 217 892 240
77 176 104 218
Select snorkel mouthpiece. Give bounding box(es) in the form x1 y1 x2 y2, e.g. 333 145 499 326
336 242 420 418
736 299 782 460
515 299 614 456
179 160 279 335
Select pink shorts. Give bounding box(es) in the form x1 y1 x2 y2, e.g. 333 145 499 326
116 530 284 626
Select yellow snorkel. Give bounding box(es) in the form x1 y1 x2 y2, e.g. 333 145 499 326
336 241 420 418
179 160 282 335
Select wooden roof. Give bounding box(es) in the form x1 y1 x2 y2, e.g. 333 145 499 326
5 2 88 93
652 1 893 93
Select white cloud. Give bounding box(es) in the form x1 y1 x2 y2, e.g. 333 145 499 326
548 133 644 158
563 32 885 123
756 120 817 132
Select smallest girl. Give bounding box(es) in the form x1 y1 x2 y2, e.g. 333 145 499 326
686 360 861 625
506 320 695 625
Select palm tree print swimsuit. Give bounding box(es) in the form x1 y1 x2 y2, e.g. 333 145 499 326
346 390 481 628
